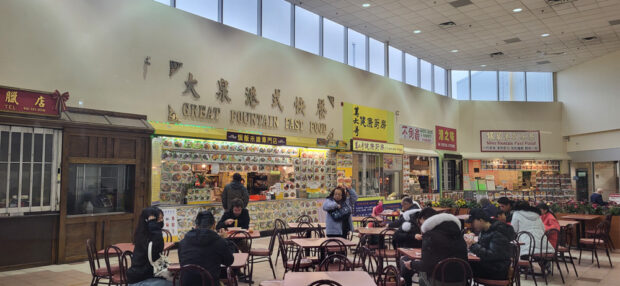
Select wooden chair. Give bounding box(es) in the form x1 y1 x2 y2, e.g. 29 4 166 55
318 239 348 263
432 258 473 286
103 245 130 286
229 230 253 253
173 264 215 286
307 280 343 286
579 220 613 268
475 243 519 286
277 233 313 278
317 254 353 271
86 239 116 286
250 227 278 279
376 265 402 286
585 214 614 249
516 231 538 286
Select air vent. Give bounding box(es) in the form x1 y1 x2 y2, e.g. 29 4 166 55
582 36 598 41
504 37 521 44
580 36 601 45
439 21 456 28
490 51 504 58
545 0 577 6
449 0 473 8
537 60 551 65
610 19 620 26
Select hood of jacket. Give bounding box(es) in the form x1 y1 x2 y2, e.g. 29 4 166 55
421 213 461 234
182 228 221 247
402 209 422 232
488 220 516 240
515 210 540 221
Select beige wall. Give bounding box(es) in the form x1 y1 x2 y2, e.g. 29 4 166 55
0 0 564 157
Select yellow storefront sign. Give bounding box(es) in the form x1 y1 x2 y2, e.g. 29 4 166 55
352 140 403 154
343 103 394 143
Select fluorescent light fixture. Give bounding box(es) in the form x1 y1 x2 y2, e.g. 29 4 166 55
362 3 371 8
413 30 421 34
451 49 459 53
512 8 523 13
541 33 550 37
480 64 487 67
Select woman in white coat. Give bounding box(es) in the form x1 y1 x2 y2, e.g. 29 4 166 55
512 201 554 257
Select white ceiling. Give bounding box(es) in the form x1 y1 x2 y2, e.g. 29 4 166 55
288 0 620 72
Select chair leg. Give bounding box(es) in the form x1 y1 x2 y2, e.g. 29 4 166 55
268 257 276 279
605 247 612 267
555 258 564 284
275 247 280 266
594 247 600 268
568 253 578 277
578 247 582 264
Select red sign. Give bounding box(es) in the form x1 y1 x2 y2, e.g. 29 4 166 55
435 125 457 151
1 86 69 118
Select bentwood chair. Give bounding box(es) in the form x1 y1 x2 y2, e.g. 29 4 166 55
274 219 294 265
376 265 403 286
317 254 353 272
517 231 538 286
579 221 613 268
534 229 564 284
173 264 215 286
277 233 313 278
433 258 473 286
103 245 131 286
475 243 520 286
86 239 118 286
250 227 278 279
307 280 344 286
556 226 578 277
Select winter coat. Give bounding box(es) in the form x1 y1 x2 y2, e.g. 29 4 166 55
469 221 516 280
323 188 358 236
590 193 607 206
387 202 422 229
512 210 554 256
392 208 422 248
540 212 560 247
420 213 468 282
482 203 499 218
126 221 164 283
178 228 235 285
216 208 251 231
222 181 249 210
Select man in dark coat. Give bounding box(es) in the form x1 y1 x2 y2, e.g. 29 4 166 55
466 208 516 280
222 173 249 210
178 211 235 285
590 188 608 206
392 208 422 249
387 197 420 229
216 199 251 231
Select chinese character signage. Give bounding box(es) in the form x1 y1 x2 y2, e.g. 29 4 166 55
352 139 403 154
400 125 433 143
227 131 286 146
480 130 540 152
343 103 395 143
435 125 457 151
1 86 68 118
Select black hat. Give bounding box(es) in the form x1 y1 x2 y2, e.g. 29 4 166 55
467 208 491 223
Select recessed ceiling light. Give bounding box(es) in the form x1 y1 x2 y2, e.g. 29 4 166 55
451 49 459 53
480 64 487 67
362 3 371 8
512 8 523 13
413 30 421 34
541 33 550 37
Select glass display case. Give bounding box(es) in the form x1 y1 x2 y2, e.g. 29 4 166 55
67 164 135 215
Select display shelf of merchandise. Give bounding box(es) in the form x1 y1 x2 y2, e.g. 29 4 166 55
480 160 560 171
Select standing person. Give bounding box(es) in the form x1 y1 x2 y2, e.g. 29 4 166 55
323 186 358 238
537 203 560 247
590 188 608 206
178 211 235 286
216 199 251 231
479 198 499 218
497 197 514 223
127 207 172 286
222 173 249 210
512 201 554 257
466 209 516 280
401 208 468 286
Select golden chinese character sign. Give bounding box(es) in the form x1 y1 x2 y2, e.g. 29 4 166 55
352 140 403 154
480 130 540 152
435 125 457 151
1 86 68 117
343 102 394 143
226 131 286 146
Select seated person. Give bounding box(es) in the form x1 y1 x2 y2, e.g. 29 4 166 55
178 211 235 286
216 199 250 231
392 208 422 249
479 198 499 218
388 197 421 229
466 209 516 280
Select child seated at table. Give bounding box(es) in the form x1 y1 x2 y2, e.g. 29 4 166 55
178 211 235 285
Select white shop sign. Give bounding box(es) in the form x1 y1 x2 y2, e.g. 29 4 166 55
400 125 433 143
481 130 540 152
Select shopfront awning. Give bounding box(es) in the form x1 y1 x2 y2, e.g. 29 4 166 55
461 152 571 160
403 147 438 157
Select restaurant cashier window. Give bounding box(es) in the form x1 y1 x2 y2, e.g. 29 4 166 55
67 164 134 215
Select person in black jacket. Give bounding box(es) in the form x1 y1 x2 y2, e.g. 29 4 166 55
497 197 514 223
222 173 249 210
392 208 422 249
127 207 172 286
178 211 235 286
387 197 420 229
466 208 516 280
216 199 251 231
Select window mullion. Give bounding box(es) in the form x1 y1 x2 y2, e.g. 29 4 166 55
40 131 46 208
28 129 34 212
17 132 23 213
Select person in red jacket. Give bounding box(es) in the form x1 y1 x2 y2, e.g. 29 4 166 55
536 203 560 247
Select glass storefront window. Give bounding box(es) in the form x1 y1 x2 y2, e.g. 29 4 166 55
67 164 135 215
352 153 402 198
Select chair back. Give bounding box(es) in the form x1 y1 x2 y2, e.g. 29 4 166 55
377 228 395 251
508 242 520 285
163 229 173 242
362 244 380 277
267 227 278 255
173 264 216 286
376 265 401 286
277 233 289 266
594 221 610 243
103 245 130 284
86 239 100 277
542 228 560 254
362 216 380 228
352 235 369 270
318 239 348 263
229 230 253 253
297 214 313 223
430 258 473 286
517 231 536 257
274 218 288 238
307 280 343 286
225 266 238 286
318 254 353 271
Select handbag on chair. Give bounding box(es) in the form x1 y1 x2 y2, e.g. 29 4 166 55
148 241 174 281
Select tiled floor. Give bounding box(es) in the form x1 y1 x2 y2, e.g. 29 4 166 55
0 237 618 286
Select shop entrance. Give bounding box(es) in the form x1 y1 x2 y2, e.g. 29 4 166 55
576 168 589 201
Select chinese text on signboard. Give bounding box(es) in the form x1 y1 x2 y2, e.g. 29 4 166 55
435 125 457 151
400 125 433 143
480 130 540 152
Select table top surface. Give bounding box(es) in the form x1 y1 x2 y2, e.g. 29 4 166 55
561 214 601 220
558 220 580 227
398 248 480 262
287 222 326 229
226 229 261 239
168 252 249 271
97 242 175 255
352 216 384 222
291 237 357 248
355 227 394 235
380 210 400 217
283 271 376 286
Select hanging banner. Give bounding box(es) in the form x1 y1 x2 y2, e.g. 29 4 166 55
226 131 286 146
352 139 404 154
400 125 433 143
480 130 540 152
1 86 68 118
435 125 457 151
343 102 394 143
